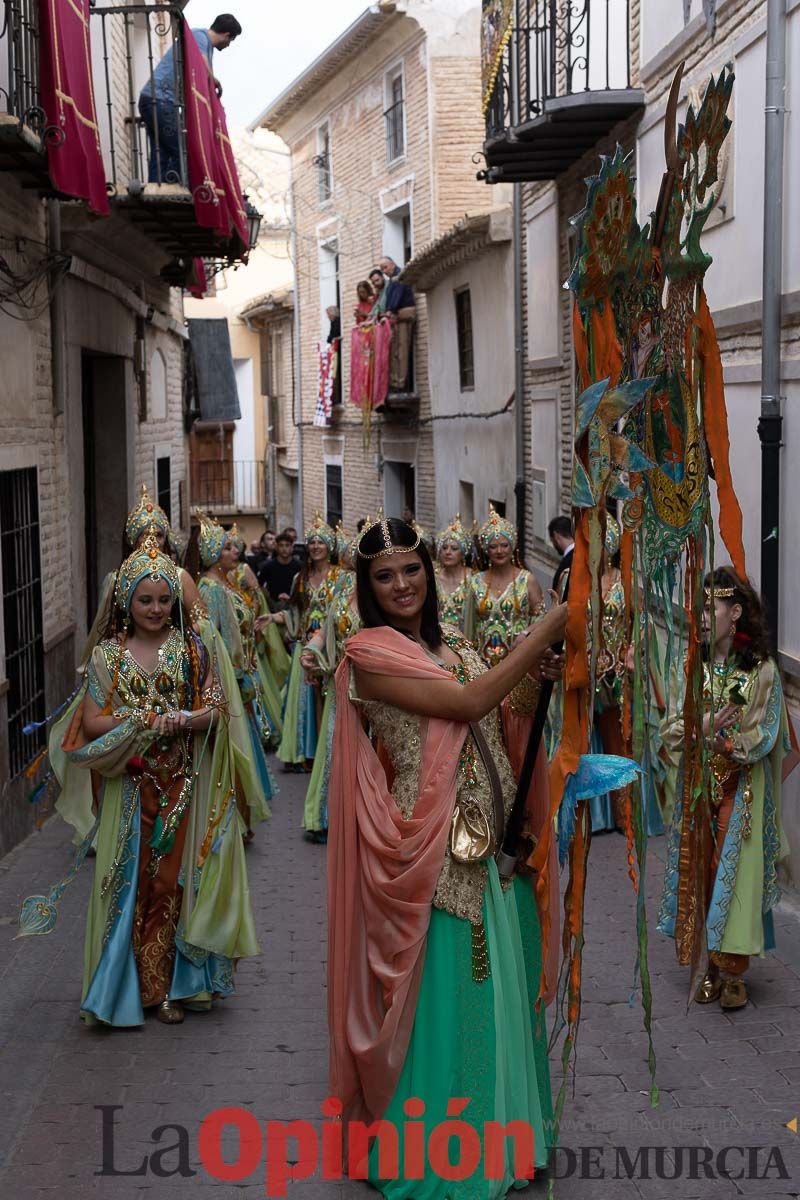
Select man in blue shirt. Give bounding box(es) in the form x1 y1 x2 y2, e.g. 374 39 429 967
138 13 242 184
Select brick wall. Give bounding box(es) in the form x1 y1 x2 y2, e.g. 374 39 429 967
276 15 489 535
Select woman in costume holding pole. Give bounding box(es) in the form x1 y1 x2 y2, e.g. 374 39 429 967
435 514 472 630
196 512 275 835
267 513 341 771
22 534 260 1025
658 567 792 1010
328 517 566 1196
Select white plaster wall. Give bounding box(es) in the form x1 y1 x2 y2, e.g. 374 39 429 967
427 242 515 527
640 0 703 70
526 190 561 363
637 29 766 314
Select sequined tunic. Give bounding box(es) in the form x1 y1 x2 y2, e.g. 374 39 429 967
91 627 194 716
436 568 470 629
356 627 516 925
330 573 361 661
471 570 539 667
297 567 342 644
226 579 259 677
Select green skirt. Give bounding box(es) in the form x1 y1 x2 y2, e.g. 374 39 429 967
368 866 553 1200
303 686 333 833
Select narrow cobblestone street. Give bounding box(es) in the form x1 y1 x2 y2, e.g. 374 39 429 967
1 772 800 1199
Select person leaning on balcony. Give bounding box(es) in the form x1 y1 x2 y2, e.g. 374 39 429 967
379 255 416 393
354 280 375 324
138 13 242 184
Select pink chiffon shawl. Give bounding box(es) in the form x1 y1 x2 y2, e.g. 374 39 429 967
327 627 467 1125
501 703 560 1006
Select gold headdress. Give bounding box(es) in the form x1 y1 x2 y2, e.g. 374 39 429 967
478 503 517 552
125 483 169 548
704 585 736 601
115 527 179 613
357 509 421 560
334 521 352 559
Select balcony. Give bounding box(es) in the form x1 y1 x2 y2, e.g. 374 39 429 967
191 457 269 514
0 1 50 189
90 2 247 269
481 0 644 184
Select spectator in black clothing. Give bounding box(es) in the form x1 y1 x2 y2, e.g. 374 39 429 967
548 515 574 594
260 530 300 607
248 529 276 581
326 305 342 406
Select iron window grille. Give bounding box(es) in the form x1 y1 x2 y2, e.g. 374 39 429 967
316 124 332 202
455 288 475 391
384 71 405 161
0 467 45 778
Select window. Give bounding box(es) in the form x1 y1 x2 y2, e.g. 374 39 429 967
325 463 343 529
260 328 284 399
156 456 172 520
384 65 405 161
149 349 167 421
0 468 45 777
458 480 474 527
316 122 332 203
455 289 474 391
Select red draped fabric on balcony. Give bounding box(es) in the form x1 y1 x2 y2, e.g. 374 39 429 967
38 0 109 215
182 22 247 254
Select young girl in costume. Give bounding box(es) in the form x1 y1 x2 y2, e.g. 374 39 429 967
328 517 567 1196
22 535 259 1025
658 566 792 1009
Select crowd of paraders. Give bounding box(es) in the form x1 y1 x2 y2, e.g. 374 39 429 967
22 482 793 1198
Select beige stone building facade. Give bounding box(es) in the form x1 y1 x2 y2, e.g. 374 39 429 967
252 0 490 534
483 0 800 889
0 1 248 854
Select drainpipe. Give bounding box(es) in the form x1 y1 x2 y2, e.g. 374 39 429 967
48 200 66 415
510 21 526 552
289 159 304 531
758 0 787 647
513 184 526 552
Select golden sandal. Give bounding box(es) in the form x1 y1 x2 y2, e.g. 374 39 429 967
695 972 722 1004
156 999 185 1024
720 978 748 1010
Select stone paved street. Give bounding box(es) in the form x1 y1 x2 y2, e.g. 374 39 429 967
1 770 799 1199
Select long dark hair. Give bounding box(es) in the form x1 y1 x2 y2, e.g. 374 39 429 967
704 565 772 670
356 518 442 648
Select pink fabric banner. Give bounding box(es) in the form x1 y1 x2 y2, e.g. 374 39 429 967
349 321 392 409
38 0 109 216
182 22 247 252
315 339 339 426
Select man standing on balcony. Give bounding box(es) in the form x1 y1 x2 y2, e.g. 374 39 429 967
379 255 416 394
138 14 243 184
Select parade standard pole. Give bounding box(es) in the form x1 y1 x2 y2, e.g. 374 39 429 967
759 0 787 648
496 573 569 878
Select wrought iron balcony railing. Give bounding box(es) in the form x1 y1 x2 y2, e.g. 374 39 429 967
482 0 644 183
0 1 50 186
192 458 269 513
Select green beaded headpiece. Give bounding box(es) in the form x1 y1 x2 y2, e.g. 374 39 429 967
478 503 517 551
125 483 170 548
305 510 336 553
196 510 228 567
115 529 179 614
437 514 470 557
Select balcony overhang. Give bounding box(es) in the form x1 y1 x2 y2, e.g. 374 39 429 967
0 117 52 190
482 88 645 183
111 185 243 260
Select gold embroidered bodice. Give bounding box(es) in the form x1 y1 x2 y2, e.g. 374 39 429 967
93 628 192 715
356 626 516 925
299 566 341 643
331 573 361 661
471 569 541 667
